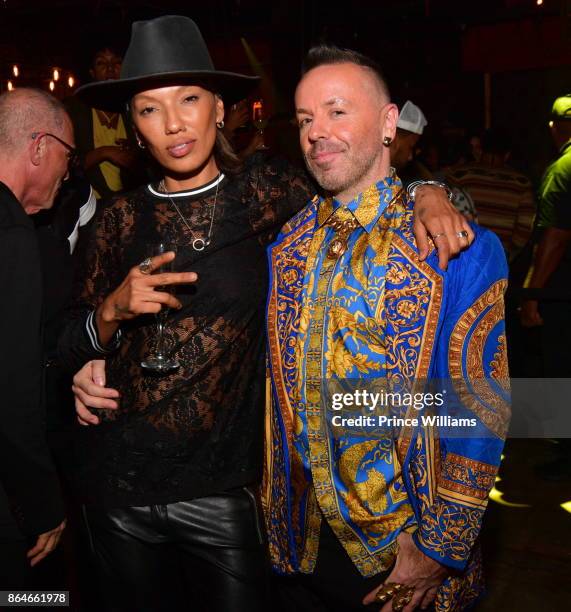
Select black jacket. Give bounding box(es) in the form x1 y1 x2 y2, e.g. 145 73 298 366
0 182 64 536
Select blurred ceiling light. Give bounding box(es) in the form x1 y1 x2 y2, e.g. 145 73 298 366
53 69 60 81
67 75 75 88
241 37 268 79
7 80 14 91
49 80 55 92
12 65 19 77
536 0 543 5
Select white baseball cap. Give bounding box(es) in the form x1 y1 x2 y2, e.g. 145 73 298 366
397 100 427 135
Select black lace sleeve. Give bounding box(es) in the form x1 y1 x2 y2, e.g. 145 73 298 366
58 196 128 371
243 153 316 242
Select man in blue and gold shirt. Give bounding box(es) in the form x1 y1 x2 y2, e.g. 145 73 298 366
263 45 509 611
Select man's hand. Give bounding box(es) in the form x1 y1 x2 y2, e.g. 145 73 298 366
72 360 119 426
519 300 544 328
27 521 66 567
363 531 448 611
223 101 249 135
102 145 139 170
520 227 571 328
84 145 138 171
239 131 266 159
412 185 474 270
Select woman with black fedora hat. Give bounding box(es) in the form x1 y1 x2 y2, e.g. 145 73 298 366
60 14 470 611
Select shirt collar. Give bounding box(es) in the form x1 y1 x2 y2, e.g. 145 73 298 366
147 173 225 199
560 139 571 156
317 171 403 233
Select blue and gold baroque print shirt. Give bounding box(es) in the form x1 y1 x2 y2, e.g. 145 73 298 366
289 175 415 575
263 172 510 611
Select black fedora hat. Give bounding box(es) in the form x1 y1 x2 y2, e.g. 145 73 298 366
76 15 260 111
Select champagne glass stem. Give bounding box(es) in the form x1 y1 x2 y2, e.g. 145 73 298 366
155 314 167 359
140 240 180 372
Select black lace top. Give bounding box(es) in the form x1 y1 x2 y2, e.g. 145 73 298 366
59 156 314 508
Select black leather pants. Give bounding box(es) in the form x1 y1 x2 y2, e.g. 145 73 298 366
82 487 268 612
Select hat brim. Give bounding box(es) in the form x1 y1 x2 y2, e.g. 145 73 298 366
75 70 261 112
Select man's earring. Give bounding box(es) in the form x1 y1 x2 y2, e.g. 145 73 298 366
383 136 393 147
216 120 225 129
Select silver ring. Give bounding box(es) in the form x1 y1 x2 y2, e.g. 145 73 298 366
457 230 469 239
432 232 446 241
138 257 153 275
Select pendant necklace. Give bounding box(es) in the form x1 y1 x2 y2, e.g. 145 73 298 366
325 215 359 260
324 186 404 260
159 175 220 252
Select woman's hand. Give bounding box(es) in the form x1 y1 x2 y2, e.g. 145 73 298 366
412 185 475 270
72 360 118 426
95 251 197 345
99 251 196 321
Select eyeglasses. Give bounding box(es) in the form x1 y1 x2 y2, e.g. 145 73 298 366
31 131 79 170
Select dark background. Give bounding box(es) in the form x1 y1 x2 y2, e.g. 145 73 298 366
1 0 570 182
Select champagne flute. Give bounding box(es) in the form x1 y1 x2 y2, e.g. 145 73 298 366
252 99 269 149
140 241 180 372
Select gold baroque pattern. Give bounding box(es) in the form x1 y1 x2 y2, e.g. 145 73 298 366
417 500 482 562
490 334 509 388
439 453 497 501
268 226 314 442
448 280 510 438
385 236 443 467
435 545 484 611
264 204 318 574
386 236 443 383
338 440 413 546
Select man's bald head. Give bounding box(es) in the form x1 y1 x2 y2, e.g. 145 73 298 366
0 88 67 155
0 88 73 214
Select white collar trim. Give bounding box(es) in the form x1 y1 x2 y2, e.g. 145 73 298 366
147 173 225 198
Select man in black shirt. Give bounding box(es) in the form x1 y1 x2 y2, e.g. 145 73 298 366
0 88 72 587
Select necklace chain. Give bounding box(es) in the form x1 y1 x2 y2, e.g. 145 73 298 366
159 176 220 252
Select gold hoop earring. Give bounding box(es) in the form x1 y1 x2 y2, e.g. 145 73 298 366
136 138 145 149
383 136 393 147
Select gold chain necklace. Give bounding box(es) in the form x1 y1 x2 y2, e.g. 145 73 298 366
159 176 220 252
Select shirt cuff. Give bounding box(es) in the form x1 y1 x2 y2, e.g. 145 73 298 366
86 310 122 354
